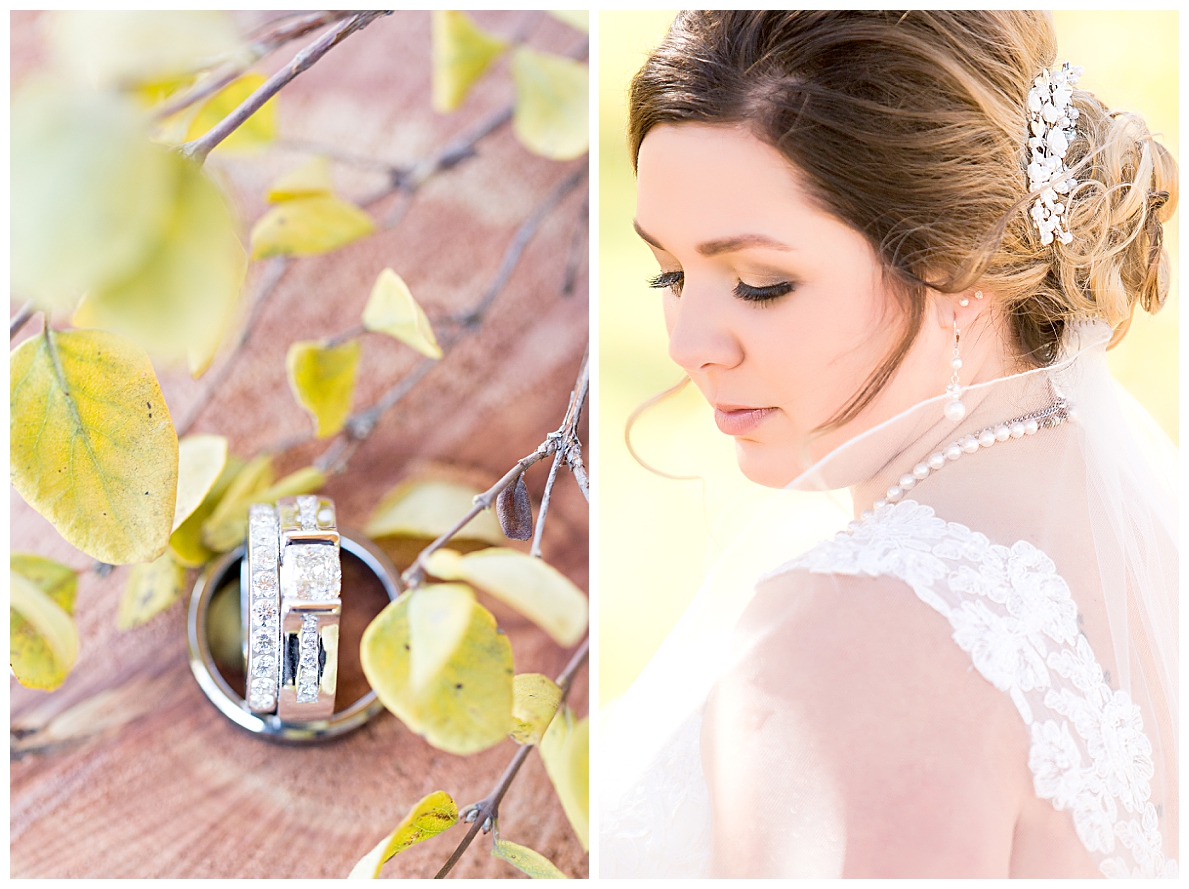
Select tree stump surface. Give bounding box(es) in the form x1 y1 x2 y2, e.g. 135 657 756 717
10 10 589 879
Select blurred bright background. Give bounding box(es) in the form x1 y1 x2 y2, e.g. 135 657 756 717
598 10 1179 708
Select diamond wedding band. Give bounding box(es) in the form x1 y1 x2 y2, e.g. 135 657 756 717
244 494 342 721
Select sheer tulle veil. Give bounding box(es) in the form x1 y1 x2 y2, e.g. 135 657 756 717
600 319 1178 877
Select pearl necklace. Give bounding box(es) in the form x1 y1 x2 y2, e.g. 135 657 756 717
861 397 1073 519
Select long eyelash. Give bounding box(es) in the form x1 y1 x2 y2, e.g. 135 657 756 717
647 270 684 295
734 280 794 303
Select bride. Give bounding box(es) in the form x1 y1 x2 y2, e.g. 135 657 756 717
600 11 1177 878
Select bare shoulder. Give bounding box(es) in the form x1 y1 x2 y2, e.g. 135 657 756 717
705 568 1034 877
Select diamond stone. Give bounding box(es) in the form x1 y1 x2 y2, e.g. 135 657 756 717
283 544 341 600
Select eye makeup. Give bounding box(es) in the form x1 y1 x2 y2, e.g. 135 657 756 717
647 271 794 304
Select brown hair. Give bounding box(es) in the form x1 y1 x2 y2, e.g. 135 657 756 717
628 11 1177 431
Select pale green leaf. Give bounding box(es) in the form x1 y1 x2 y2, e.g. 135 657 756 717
361 268 442 359
492 837 568 878
249 195 374 260
11 84 178 311
47 11 242 90
184 73 277 151
72 155 247 378
548 11 588 33
348 791 459 879
511 673 562 745
173 434 228 532
365 476 504 546
432 10 508 113
361 586 514 755
118 552 186 630
202 461 326 553
267 155 334 202
10 555 79 692
170 454 243 567
286 339 361 438
10 329 179 565
10 571 79 691
511 47 588 160
539 707 589 850
425 548 588 647
408 584 476 695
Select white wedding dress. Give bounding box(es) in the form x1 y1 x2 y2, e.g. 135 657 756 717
600 323 1178 878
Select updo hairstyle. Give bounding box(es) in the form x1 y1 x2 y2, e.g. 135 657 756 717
628 11 1177 430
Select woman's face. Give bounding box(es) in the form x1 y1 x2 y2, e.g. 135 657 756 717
635 123 951 488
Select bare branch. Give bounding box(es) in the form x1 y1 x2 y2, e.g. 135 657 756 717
401 443 554 589
154 12 353 121
10 302 35 342
561 195 589 297
529 450 565 558
181 12 391 165
436 637 589 879
323 324 367 349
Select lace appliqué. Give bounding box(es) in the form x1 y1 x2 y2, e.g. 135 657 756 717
773 500 1176 879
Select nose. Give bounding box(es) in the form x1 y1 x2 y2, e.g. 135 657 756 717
665 286 744 374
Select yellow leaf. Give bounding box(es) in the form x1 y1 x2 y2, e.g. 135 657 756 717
170 454 243 567
200 453 275 552
361 268 443 359
117 552 186 630
348 791 459 879
249 195 374 260
47 11 242 91
539 707 589 851
492 837 568 879
286 339 361 438
408 584 476 695
511 47 588 161
10 571 79 691
267 155 334 202
10 329 178 565
432 10 508 113
425 548 588 647
11 84 178 311
185 73 276 151
73 155 247 377
10 555 79 692
548 10 588 33
202 461 326 553
511 673 562 745
361 586 514 755
173 434 228 532
366 477 504 545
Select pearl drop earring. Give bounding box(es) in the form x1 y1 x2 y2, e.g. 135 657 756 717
944 318 965 421
959 297 970 307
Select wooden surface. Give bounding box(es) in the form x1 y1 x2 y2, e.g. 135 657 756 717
10 11 589 879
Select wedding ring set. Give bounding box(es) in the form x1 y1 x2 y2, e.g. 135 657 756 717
187 495 401 743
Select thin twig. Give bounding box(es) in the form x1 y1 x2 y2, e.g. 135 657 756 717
154 11 352 120
181 12 390 164
529 451 565 558
323 324 367 349
10 301 34 342
436 637 589 879
402 444 554 589
284 166 586 465
176 257 290 437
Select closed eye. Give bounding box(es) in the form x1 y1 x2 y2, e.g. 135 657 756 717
734 280 794 302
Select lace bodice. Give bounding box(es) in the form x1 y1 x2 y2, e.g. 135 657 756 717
600 500 1177 879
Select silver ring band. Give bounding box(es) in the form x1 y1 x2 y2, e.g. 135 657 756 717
187 527 400 743
243 504 281 714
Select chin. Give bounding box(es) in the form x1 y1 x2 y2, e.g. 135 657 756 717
734 439 803 489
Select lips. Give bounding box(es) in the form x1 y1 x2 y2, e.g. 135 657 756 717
713 404 777 436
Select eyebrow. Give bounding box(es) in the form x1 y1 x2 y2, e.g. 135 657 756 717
633 220 795 256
